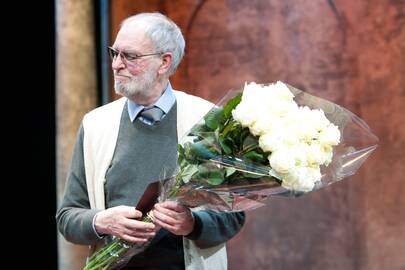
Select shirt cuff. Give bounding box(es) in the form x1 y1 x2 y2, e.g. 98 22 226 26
92 212 106 239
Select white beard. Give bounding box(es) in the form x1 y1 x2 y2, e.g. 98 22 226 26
114 65 159 100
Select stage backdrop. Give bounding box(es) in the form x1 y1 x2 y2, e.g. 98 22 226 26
108 1 405 269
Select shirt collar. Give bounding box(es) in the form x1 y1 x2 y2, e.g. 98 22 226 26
127 82 176 122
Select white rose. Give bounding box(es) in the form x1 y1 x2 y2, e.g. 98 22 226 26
250 120 267 136
251 114 283 136
282 166 321 192
242 82 271 105
296 122 319 143
269 81 295 101
292 144 308 166
232 103 257 127
243 81 296 109
305 144 324 165
269 150 295 174
319 124 341 146
281 130 300 148
310 109 331 132
259 132 283 152
268 100 299 117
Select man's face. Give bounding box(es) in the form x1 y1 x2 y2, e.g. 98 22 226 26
111 25 162 101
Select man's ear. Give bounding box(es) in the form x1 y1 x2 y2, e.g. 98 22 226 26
158 53 173 75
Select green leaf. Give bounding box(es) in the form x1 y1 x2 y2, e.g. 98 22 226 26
190 123 211 135
178 144 185 159
177 144 186 167
190 140 218 160
183 142 193 158
238 128 250 146
195 164 225 185
223 93 242 119
220 119 235 138
225 167 237 177
225 121 245 152
220 119 244 153
180 164 199 183
243 150 267 163
242 134 258 150
219 136 232 155
206 173 225 185
204 107 224 130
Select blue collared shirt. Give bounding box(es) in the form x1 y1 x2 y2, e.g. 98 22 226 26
127 82 176 122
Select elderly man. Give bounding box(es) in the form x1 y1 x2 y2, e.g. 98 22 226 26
56 12 245 269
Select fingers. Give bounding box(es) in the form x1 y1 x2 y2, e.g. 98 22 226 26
94 205 156 244
122 235 149 243
153 202 191 224
124 218 156 232
152 202 194 236
109 221 156 244
119 226 156 243
126 228 155 238
156 201 186 212
153 219 178 234
153 205 178 226
120 229 152 243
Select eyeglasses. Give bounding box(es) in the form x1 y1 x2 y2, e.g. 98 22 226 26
107 46 162 63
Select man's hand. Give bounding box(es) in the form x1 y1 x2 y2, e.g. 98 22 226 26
152 201 195 236
94 205 156 244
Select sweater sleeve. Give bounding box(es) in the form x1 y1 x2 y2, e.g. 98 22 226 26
185 210 246 248
56 123 102 245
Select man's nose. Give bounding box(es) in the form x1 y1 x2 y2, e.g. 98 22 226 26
112 53 125 70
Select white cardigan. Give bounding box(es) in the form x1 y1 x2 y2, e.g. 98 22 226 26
82 90 227 270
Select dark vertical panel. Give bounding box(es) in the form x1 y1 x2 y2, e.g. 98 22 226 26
98 0 112 105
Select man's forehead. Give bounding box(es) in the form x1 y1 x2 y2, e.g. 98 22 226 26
115 24 153 50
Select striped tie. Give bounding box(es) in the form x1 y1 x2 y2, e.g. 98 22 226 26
139 106 164 125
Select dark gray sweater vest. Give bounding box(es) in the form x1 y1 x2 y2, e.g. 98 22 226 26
106 102 183 269
105 102 178 208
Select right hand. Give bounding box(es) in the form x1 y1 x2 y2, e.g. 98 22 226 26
94 205 156 244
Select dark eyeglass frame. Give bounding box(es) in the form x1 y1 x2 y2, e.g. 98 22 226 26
107 46 163 63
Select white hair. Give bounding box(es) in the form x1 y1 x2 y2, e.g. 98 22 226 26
121 12 185 76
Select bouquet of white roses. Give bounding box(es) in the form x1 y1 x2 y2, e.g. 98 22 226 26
84 81 378 270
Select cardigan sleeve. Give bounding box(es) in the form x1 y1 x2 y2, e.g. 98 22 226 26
185 210 246 248
55 123 102 245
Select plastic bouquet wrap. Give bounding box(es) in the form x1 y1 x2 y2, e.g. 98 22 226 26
84 81 378 270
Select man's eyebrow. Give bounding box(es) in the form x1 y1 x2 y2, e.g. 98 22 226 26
112 46 141 55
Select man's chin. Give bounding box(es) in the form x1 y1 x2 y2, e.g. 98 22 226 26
115 87 141 99
114 86 129 97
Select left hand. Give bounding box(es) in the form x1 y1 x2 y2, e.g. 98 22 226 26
152 201 195 236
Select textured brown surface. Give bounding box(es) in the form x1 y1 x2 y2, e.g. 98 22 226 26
109 1 405 269
56 1 98 269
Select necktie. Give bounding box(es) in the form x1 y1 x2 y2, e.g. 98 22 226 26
139 106 164 125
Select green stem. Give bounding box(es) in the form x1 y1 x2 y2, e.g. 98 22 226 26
238 144 258 155
83 215 152 270
167 174 184 199
219 119 234 137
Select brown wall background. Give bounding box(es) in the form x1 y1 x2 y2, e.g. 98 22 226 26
110 1 405 269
